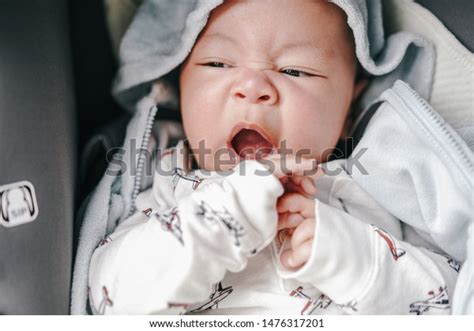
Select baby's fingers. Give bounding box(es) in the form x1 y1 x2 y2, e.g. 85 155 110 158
300 176 318 195
280 240 313 268
278 212 304 230
288 176 317 196
277 193 315 218
291 218 315 249
260 155 319 179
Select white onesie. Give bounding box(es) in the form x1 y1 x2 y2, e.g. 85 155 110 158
88 140 459 315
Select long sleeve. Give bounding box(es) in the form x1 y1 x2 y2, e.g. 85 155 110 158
88 160 284 314
277 181 460 314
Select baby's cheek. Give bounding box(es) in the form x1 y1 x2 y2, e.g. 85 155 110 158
282 124 325 158
288 112 345 161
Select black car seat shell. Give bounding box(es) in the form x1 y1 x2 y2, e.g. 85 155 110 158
0 0 75 314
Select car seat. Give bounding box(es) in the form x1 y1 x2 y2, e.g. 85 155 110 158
0 0 122 314
0 0 471 315
0 0 75 314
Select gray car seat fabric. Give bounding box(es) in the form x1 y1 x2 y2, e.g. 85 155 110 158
0 0 75 314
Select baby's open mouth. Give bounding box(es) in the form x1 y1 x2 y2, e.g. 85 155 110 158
228 126 275 160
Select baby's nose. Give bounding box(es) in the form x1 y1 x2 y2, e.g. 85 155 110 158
230 67 278 105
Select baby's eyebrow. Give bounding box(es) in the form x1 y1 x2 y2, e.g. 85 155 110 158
201 32 238 45
273 41 334 60
201 32 333 61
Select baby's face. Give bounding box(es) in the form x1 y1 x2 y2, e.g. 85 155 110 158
180 0 362 171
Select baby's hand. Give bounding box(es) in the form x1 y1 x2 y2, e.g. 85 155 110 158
277 192 316 269
259 153 323 196
260 154 321 182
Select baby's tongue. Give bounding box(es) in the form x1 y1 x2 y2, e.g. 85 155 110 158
231 129 274 159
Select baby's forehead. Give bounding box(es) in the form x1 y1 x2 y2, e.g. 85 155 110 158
207 0 348 26
200 0 352 52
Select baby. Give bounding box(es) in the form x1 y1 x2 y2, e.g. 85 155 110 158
87 0 458 314
178 0 365 269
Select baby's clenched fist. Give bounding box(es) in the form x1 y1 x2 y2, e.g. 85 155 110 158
277 192 316 269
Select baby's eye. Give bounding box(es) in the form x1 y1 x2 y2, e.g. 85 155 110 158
205 61 230 68
281 68 313 77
